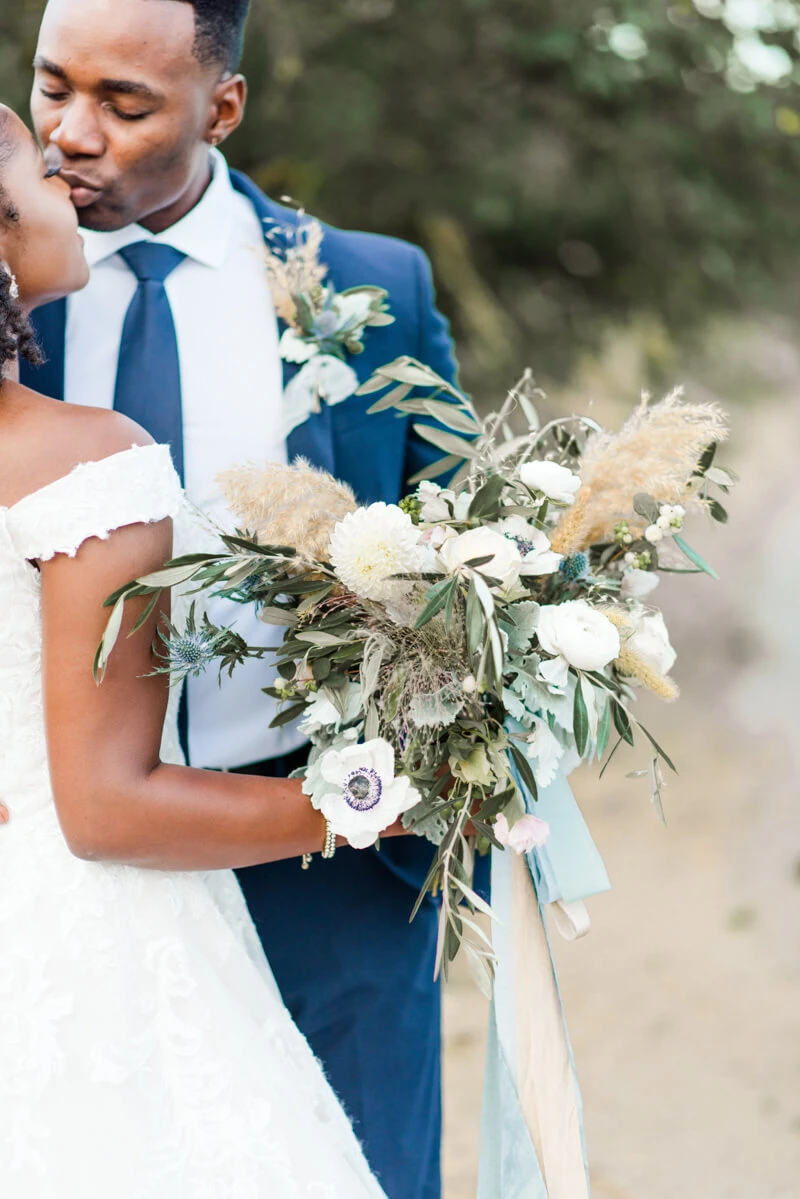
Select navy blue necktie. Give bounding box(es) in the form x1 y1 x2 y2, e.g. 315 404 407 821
113 242 187 482
114 241 191 761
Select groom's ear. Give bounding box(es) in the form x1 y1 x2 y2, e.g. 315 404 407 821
206 73 247 148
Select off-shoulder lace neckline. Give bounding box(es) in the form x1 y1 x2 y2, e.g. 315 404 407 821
0 443 167 517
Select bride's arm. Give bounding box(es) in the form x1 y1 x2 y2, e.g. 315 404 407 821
40 514 398 869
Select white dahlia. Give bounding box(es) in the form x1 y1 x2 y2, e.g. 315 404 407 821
329 502 422 603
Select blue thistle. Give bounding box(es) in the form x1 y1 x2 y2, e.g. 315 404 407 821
559 552 589 582
155 604 222 681
167 631 219 679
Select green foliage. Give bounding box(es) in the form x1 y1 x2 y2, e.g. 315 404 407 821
4 1 800 388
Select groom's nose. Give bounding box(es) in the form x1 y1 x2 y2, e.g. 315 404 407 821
47 97 105 160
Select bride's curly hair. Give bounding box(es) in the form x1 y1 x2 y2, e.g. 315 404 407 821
0 111 44 385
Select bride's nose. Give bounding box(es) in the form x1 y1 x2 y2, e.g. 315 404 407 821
49 96 105 160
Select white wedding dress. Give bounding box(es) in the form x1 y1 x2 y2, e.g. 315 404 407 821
0 444 385 1199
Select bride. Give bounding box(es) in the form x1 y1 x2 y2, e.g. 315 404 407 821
0 103 392 1198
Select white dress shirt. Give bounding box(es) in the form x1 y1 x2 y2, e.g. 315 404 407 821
65 151 307 768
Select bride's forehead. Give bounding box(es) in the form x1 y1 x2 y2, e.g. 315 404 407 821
0 108 35 161
37 0 198 76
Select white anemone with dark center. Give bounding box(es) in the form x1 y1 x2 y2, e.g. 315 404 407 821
308 737 422 849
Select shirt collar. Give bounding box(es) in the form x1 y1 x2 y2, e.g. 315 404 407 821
80 148 236 271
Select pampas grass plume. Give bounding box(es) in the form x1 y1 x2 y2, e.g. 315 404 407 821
218 458 358 562
551 389 729 555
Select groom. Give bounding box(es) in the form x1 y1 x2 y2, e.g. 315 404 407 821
23 1 459 1196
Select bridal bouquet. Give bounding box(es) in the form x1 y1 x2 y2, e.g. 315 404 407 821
98 359 733 981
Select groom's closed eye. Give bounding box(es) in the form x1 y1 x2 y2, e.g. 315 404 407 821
33 56 162 123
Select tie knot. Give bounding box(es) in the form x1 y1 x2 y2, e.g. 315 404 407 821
119 241 186 284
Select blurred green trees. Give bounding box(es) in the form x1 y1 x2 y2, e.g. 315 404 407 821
3 0 800 389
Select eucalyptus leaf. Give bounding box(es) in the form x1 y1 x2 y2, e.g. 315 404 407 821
415 576 456 629
648 757 667 826
573 679 590 757
355 372 393 396
269 701 309 729
468 474 506 521
635 721 678 774
137 562 205 589
611 700 635 745
294 631 350 646
704 466 736 487
412 423 477 459
366 383 413 414
672 534 719 579
422 400 479 435
94 595 126 681
377 356 452 390
596 697 612 759
632 493 659 524
128 591 161 637
508 741 539 802
408 454 462 484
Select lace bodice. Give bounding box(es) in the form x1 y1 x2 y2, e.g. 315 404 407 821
0 444 383 1198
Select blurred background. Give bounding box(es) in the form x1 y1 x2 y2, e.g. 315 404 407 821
2 1 799 1194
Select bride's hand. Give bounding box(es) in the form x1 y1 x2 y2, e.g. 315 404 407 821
0 803 9 824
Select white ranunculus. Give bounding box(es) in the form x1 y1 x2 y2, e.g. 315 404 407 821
519 460 581 506
310 738 421 849
417 481 471 524
627 611 676 677
492 515 563 576
537 600 621 672
329 502 422 603
620 568 660 599
439 526 521 590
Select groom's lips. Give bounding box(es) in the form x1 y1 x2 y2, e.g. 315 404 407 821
60 172 104 208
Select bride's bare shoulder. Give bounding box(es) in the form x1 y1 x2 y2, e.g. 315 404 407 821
0 384 153 509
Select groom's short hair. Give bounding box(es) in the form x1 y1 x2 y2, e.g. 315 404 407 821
174 0 250 73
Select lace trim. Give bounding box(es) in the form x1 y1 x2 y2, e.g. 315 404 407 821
6 444 183 562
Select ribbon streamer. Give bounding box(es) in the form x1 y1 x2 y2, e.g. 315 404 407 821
478 767 609 1197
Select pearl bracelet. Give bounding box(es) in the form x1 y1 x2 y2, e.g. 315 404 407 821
322 821 337 860
301 818 337 870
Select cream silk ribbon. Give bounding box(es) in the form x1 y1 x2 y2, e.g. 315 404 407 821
478 764 609 1197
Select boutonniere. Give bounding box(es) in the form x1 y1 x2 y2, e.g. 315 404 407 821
264 213 396 435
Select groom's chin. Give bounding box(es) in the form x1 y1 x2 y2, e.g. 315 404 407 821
77 205 125 233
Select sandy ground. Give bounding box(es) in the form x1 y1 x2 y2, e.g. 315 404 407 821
441 336 800 1198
